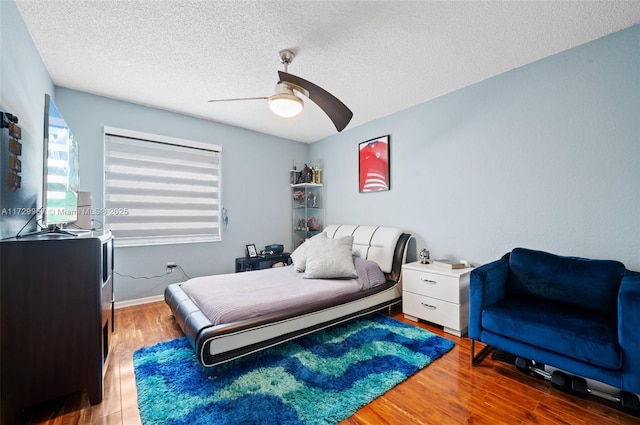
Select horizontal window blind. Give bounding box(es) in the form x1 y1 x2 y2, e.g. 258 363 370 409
104 128 221 246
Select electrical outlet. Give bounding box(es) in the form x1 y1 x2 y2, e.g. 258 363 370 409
166 262 177 272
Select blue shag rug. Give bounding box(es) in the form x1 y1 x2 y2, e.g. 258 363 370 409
133 313 454 425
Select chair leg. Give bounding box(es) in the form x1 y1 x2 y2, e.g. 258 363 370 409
471 339 494 366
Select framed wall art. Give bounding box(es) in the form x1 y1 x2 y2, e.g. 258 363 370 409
359 135 390 192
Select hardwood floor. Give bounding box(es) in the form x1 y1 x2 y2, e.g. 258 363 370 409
19 301 640 424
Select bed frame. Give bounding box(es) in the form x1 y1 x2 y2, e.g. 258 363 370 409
164 224 413 367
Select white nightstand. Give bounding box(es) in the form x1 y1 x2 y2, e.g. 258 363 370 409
402 261 472 337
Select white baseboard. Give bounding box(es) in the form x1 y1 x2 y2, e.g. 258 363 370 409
115 294 164 309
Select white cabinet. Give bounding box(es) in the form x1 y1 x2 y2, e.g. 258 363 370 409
402 261 471 336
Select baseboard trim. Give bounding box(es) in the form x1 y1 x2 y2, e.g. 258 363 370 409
115 294 165 309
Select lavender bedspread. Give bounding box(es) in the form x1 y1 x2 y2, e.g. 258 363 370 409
180 259 386 326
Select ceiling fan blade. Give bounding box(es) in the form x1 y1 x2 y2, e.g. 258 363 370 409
278 71 353 132
208 96 268 103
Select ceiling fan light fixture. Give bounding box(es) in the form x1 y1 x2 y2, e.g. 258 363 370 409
208 50 352 131
268 84 303 117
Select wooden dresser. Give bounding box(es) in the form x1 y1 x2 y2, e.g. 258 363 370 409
0 231 114 424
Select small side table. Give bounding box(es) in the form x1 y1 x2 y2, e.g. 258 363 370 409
401 261 472 336
235 253 291 272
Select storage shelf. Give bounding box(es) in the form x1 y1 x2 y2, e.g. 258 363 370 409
292 183 323 247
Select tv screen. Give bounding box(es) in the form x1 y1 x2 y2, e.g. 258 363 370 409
42 94 79 228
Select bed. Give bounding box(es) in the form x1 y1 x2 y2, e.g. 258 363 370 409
164 224 413 367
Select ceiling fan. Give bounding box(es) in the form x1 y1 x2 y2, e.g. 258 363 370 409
208 50 353 132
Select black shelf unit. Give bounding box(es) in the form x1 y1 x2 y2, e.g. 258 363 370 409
235 253 291 272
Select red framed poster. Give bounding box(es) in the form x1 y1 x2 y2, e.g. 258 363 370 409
359 135 390 192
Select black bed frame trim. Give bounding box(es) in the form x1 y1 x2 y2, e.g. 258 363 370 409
204 293 402 366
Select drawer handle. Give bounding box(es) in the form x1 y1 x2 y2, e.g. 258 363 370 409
421 302 437 310
421 278 437 284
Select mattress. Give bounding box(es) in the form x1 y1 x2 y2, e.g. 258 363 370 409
180 257 388 326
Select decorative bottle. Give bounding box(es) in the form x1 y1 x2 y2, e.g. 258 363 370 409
290 161 297 185
314 162 322 184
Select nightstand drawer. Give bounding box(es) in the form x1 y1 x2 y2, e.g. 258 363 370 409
403 269 460 302
403 293 462 331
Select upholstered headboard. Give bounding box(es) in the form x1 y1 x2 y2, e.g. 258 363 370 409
323 224 407 274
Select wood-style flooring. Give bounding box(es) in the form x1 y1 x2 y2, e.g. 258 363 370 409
19 301 640 424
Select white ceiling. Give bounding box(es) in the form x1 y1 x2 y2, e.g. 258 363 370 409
15 1 640 143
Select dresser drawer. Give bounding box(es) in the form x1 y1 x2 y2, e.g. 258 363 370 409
403 292 463 331
403 268 461 302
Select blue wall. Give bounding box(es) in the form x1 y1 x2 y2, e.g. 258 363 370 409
0 1 54 237
54 89 307 301
311 24 640 270
3 0 638 304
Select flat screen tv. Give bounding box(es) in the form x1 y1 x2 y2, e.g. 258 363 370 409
42 94 79 231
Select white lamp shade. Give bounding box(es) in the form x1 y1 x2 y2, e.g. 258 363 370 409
268 83 304 117
269 94 303 117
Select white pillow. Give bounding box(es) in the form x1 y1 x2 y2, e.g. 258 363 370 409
304 235 358 279
290 232 327 272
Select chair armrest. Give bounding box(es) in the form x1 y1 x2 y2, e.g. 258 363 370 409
619 271 640 393
468 257 509 339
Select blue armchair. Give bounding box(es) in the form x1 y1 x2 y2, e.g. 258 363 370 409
469 247 640 396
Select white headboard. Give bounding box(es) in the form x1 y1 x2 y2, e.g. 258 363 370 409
323 224 404 273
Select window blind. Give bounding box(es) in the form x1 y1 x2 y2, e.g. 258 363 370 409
104 128 221 246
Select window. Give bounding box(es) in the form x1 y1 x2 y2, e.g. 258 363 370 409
104 127 221 246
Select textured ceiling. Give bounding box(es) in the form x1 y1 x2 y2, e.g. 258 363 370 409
15 1 640 143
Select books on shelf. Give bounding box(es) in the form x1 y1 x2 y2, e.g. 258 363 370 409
431 259 467 270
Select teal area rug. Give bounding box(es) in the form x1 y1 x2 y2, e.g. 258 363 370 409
133 313 454 425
